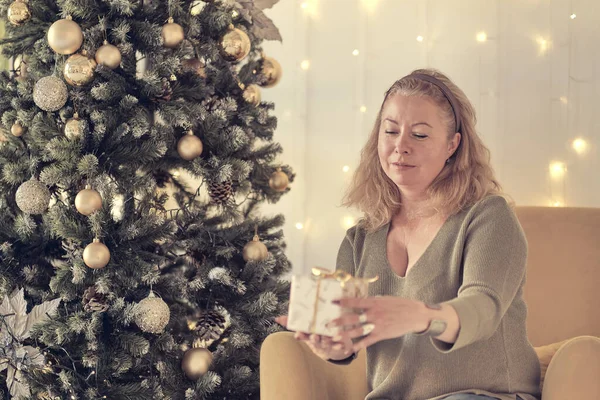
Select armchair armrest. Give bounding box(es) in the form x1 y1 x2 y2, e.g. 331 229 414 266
260 332 368 400
541 335 600 400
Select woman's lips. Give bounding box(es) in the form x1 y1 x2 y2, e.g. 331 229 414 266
391 162 415 170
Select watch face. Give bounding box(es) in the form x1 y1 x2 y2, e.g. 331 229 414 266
428 320 448 336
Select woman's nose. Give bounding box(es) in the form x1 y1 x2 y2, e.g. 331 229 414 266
395 132 411 154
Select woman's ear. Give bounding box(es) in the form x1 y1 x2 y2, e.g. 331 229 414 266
448 132 461 157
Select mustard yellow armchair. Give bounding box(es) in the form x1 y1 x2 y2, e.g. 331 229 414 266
261 207 600 400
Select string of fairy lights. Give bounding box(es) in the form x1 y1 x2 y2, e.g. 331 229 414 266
293 0 590 230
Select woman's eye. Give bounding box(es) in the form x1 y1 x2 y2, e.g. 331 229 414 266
413 133 428 139
384 131 397 134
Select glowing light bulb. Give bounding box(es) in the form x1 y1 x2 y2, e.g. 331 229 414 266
551 200 563 207
341 216 356 229
560 96 568 104
416 36 424 42
300 60 310 70
476 32 488 42
295 222 304 230
360 106 367 113
361 0 379 13
572 138 588 155
352 49 359 56
301 1 317 17
549 162 567 178
342 165 350 173
538 37 550 53
570 13 576 19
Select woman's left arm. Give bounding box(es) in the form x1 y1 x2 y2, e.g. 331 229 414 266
330 295 460 353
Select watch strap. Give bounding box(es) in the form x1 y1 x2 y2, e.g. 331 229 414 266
327 352 357 365
414 303 447 337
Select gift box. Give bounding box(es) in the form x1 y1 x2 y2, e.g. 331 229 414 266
286 267 378 337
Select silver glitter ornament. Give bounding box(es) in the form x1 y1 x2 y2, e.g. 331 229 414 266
33 76 68 112
134 291 170 334
15 179 51 214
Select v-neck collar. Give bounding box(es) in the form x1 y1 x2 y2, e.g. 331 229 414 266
381 213 455 280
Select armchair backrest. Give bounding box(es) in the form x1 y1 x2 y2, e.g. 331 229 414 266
516 206 600 346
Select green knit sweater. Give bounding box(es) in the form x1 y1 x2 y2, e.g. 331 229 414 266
336 196 541 400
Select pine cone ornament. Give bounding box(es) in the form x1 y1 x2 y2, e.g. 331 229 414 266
193 311 227 343
208 180 234 204
82 286 109 312
152 78 173 102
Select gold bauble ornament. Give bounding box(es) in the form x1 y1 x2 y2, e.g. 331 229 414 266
47 16 83 55
162 17 185 48
75 185 102 216
242 84 261 106
64 52 96 87
95 41 121 70
83 239 110 269
182 347 213 380
269 168 289 192
220 25 251 62
177 130 203 161
260 56 282 88
182 58 207 78
15 179 51 215
7 0 31 26
243 234 269 262
134 291 170 334
33 76 68 112
11 122 26 137
64 112 85 140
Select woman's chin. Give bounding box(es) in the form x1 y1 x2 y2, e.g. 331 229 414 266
392 178 416 188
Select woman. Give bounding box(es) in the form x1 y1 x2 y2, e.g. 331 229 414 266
277 69 540 400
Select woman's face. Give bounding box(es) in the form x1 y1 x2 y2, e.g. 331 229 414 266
377 94 461 194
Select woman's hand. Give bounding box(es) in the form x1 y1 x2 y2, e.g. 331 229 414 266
329 296 429 353
274 315 355 361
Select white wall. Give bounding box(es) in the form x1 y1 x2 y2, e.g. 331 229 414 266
264 0 600 275
260 0 309 275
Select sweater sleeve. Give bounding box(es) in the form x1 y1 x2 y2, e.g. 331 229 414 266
433 196 528 353
335 225 358 276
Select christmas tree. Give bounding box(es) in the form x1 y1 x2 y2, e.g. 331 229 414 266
0 0 292 398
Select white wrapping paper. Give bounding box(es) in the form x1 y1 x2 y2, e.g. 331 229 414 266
286 268 377 337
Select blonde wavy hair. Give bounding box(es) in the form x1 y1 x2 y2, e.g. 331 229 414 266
342 68 503 232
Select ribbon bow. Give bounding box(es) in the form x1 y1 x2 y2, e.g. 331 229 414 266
311 267 379 286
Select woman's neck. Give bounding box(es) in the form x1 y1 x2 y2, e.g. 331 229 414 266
396 191 438 221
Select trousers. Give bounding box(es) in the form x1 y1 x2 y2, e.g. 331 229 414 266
440 395 500 400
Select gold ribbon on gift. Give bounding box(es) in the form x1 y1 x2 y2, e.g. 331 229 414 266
308 267 379 334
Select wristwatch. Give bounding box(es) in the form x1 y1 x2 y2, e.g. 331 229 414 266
327 352 357 365
414 303 447 337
